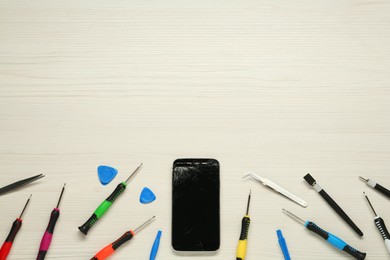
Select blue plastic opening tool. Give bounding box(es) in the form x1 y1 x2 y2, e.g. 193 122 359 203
360 177 390 199
97 166 118 186
282 209 366 260
140 187 156 204
149 230 162 260
276 230 291 260
363 192 390 253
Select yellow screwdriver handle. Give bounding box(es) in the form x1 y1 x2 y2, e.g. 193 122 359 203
236 215 250 260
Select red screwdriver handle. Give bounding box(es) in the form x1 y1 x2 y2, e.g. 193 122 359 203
36 209 60 260
0 219 22 260
90 231 134 260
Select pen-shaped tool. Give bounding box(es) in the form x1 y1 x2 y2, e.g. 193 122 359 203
0 195 32 260
0 174 44 196
303 174 363 236
37 184 66 260
283 209 366 260
91 216 155 260
243 172 307 207
363 192 390 253
236 190 251 260
359 177 390 199
78 163 143 235
276 229 291 260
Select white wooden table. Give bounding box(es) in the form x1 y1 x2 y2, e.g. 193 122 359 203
1 0 389 259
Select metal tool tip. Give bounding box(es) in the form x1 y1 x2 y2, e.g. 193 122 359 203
29 194 32 198
359 176 368 182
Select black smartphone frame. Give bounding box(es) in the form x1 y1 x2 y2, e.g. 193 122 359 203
172 158 220 252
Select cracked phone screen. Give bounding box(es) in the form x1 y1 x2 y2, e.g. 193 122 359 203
172 159 220 251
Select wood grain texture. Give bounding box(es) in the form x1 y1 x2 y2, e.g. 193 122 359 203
1 0 390 259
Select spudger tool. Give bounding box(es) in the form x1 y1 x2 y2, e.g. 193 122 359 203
37 183 66 260
149 230 162 260
90 216 155 260
0 174 45 196
79 163 143 235
276 229 291 260
303 173 363 236
359 177 390 199
243 172 307 207
363 192 390 253
283 209 366 260
0 195 32 260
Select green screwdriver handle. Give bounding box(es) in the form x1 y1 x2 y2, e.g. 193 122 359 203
78 182 127 235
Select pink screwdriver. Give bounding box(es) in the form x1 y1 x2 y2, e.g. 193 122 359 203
36 184 66 260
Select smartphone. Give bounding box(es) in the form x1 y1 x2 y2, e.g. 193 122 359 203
172 158 220 252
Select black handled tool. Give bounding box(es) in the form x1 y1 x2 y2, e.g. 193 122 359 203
0 174 44 196
360 177 390 199
363 192 390 253
236 190 251 260
78 163 143 235
36 184 66 260
283 209 366 260
0 195 31 260
304 173 363 236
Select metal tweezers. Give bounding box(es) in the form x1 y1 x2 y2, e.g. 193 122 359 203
0 174 45 196
243 172 308 207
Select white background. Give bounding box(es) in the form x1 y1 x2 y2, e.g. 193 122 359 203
0 0 389 259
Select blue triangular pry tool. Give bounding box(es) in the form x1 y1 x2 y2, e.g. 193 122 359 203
97 165 118 185
140 187 156 204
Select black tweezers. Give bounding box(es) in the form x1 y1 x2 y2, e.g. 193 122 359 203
0 174 45 196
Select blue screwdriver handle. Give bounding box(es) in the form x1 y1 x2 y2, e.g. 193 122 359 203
305 221 366 260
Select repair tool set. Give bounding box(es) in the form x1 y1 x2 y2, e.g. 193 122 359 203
0 167 388 259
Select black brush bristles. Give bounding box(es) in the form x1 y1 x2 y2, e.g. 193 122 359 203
304 173 316 186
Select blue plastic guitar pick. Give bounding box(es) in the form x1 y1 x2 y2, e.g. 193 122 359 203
140 187 156 204
97 165 118 185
